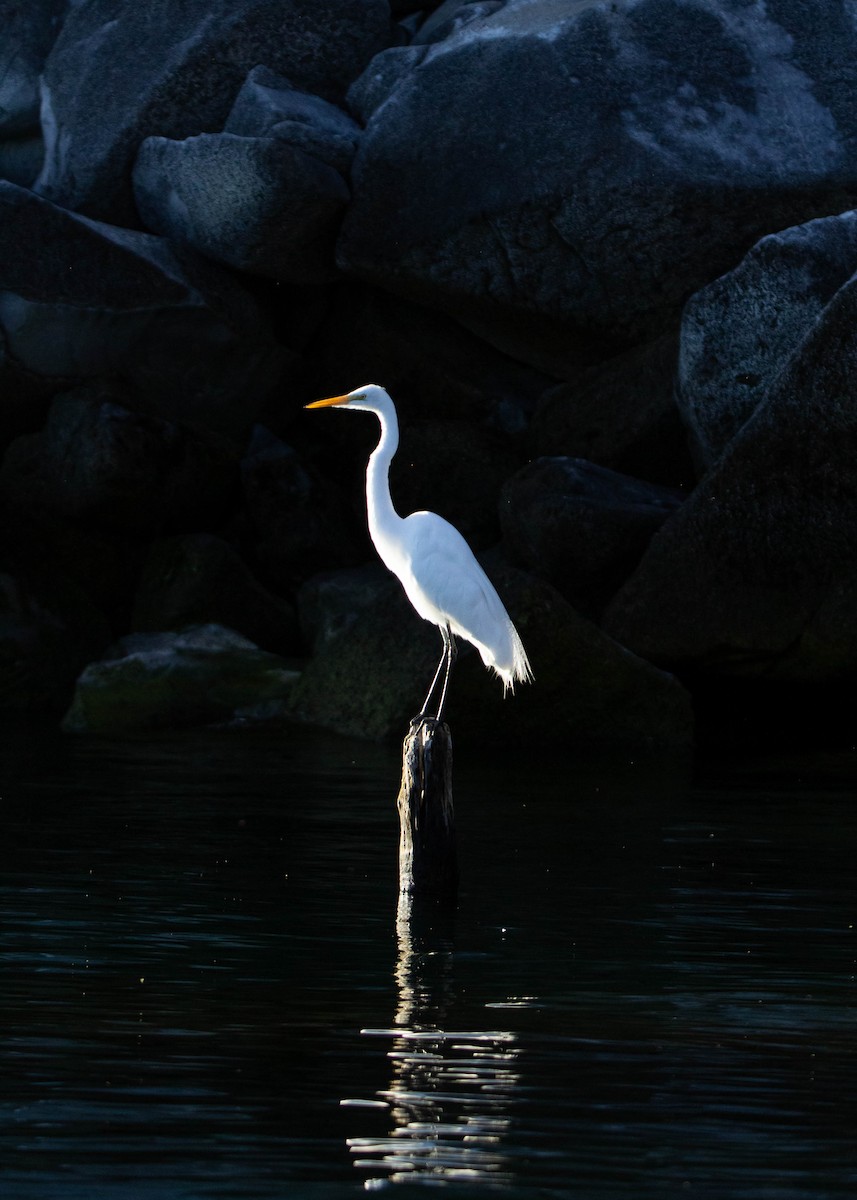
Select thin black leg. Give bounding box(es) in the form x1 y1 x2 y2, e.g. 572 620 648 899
417 631 448 722
434 631 458 722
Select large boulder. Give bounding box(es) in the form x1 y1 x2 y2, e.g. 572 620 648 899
296 563 392 651
36 0 393 226
62 625 299 733
678 209 857 468
288 562 693 747
133 68 361 281
0 385 238 537
0 136 44 189
234 426 366 594
0 0 66 185
225 65 363 148
532 333 693 489
388 418 519 548
132 534 300 656
339 0 857 375
0 182 286 441
501 457 684 619
0 1 66 139
603 270 857 680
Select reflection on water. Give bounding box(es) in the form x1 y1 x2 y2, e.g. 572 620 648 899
345 894 521 1187
2 725 857 1199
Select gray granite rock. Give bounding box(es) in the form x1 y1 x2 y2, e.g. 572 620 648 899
133 534 300 656
339 0 857 375
225 66 361 158
62 624 298 732
133 132 349 281
532 333 691 488
296 563 392 651
0 134 45 187
0 0 66 139
235 426 365 594
132 66 362 280
501 457 684 619
678 209 857 468
390 418 520 549
0 1 67 187
604 270 857 679
0 387 237 536
312 283 546 435
0 182 286 441
36 0 392 225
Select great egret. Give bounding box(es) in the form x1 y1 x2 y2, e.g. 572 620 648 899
305 384 532 722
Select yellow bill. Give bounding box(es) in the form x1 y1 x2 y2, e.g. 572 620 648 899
305 393 350 409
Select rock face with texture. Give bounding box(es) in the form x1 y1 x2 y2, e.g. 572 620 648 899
296 563 393 651
339 0 857 374
62 625 299 733
0 182 285 441
133 68 361 280
0 1 66 139
311 282 547 433
390 418 520 548
501 457 684 619
0 386 237 536
132 533 300 656
678 209 857 468
532 334 691 488
36 0 392 225
5 0 857 747
288 562 693 746
604 268 857 679
235 427 365 594
0 0 66 185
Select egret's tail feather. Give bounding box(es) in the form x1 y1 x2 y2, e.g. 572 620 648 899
467 613 532 696
498 623 533 696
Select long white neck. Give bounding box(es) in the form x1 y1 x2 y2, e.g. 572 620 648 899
365 398 404 557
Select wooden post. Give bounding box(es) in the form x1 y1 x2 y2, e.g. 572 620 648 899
397 718 458 898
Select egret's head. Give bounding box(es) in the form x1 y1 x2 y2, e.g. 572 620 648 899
305 383 389 413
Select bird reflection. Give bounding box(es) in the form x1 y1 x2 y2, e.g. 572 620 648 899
345 893 520 1187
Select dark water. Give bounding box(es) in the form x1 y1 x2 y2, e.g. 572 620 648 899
2 723 856 1200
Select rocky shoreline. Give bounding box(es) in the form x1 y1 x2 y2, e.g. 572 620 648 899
3 0 857 748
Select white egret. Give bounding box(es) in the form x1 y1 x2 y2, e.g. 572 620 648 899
305 384 532 723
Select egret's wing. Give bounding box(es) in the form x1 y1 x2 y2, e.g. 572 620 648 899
400 512 511 647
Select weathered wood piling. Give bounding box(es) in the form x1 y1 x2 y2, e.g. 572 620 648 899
396 718 458 898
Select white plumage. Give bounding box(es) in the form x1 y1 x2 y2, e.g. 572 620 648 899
306 383 532 720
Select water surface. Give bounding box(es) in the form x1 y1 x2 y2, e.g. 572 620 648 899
1 724 856 1198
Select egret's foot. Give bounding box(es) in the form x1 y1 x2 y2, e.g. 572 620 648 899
410 712 439 734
